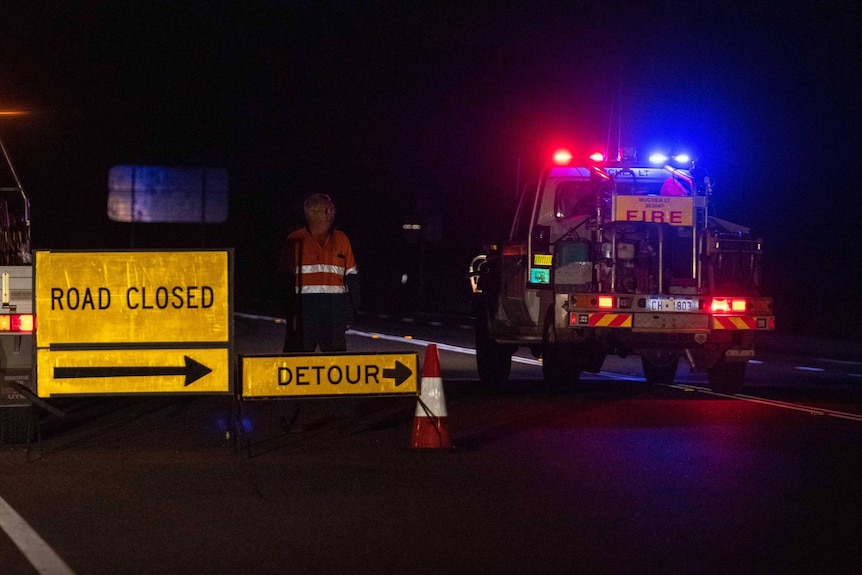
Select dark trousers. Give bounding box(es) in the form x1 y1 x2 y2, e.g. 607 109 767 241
280 293 356 427
283 293 349 353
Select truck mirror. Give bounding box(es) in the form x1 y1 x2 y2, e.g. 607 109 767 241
531 225 551 252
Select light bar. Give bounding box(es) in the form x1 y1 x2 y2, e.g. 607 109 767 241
589 152 605 162
649 152 691 165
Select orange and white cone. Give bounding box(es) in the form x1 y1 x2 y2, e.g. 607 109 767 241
410 344 453 450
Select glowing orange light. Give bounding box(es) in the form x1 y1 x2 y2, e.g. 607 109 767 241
16 314 34 331
711 298 747 313
0 110 30 117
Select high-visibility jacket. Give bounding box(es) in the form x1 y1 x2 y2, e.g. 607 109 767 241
286 227 358 294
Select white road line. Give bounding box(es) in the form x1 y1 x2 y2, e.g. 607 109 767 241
0 496 75 575
346 329 547 365
816 358 862 367
239 312 862 422
666 384 862 423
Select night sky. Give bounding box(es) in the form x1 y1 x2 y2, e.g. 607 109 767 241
1 2 860 338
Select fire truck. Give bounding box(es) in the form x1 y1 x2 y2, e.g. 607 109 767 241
469 148 774 394
0 136 34 443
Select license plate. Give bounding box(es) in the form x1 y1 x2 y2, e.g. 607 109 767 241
646 297 697 312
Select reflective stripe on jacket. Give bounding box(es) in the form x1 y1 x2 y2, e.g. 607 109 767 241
287 227 358 295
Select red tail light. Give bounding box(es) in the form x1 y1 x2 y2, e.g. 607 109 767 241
0 314 34 332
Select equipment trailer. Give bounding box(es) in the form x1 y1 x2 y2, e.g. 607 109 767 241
0 136 34 443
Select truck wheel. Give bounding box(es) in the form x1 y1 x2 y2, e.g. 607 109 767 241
641 355 679 384
708 359 747 394
542 317 581 387
475 313 513 385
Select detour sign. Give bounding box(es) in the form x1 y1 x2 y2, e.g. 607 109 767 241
241 353 419 398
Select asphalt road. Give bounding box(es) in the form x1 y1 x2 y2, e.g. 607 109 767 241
1 313 861 574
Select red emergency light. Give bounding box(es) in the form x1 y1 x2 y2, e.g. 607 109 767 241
552 148 573 165
589 152 605 162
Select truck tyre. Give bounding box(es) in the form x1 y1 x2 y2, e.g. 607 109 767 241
641 355 679 384
475 312 513 385
542 315 581 387
708 359 747 394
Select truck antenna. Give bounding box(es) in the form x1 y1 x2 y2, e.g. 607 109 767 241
605 80 623 161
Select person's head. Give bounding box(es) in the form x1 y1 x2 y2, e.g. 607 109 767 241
303 193 336 231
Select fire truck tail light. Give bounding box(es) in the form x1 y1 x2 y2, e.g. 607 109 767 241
552 148 573 165
598 296 615 309
710 298 748 313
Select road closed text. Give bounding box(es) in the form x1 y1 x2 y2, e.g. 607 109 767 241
50 285 215 310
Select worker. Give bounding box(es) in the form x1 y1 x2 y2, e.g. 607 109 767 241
279 193 360 352
276 193 361 433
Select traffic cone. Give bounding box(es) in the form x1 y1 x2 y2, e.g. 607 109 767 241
410 344 453 450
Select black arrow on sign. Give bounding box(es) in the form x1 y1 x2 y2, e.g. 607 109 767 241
383 361 412 387
54 356 212 387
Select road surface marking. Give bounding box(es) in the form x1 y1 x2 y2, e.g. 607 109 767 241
666 384 862 423
238 313 862 421
0 495 75 575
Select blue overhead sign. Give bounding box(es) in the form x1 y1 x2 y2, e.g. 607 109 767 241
107 165 228 223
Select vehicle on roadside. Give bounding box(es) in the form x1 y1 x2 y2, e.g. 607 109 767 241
469 147 774 393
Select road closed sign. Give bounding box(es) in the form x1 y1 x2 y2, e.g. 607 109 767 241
35 250 232 397
241 353 419 398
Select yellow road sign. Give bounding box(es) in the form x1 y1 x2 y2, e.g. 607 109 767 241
34 250 232 396
241 353 419 398
35 250 230 346
37 348 229 397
